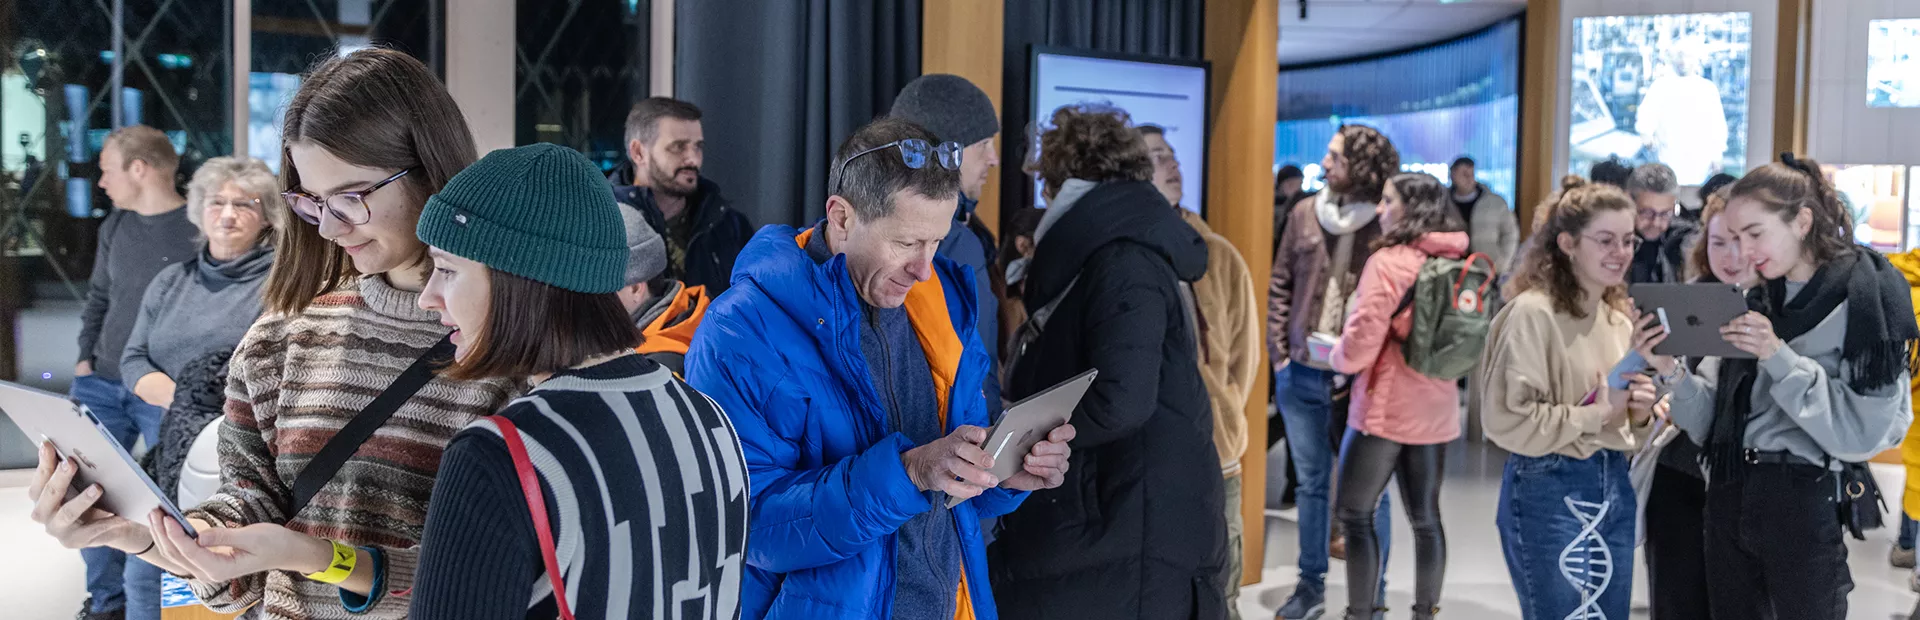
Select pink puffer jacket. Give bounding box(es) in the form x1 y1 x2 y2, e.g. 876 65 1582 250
1328 232 1469 445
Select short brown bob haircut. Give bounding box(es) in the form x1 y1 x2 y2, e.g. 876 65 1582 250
440 269 641 381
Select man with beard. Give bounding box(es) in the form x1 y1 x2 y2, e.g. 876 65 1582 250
1268 125 1398 620
615 97 753 293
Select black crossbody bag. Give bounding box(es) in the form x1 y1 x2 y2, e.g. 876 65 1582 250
287 335 455 517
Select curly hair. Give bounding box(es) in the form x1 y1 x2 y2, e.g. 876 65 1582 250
1025 103 1153 199
1506 175 1636 318
1372 173 1465 250
1332 125 1399 205
1723 155 1855 267
1686 187 1731 282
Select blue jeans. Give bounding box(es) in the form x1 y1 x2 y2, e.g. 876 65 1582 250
1275 365 1391 588
1497 450 1635 620
1899 515 1917 550
71 373 164 614
123 556 163 620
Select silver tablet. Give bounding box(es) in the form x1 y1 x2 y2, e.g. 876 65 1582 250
947 368 1098 508
0 380 198 536
1628 283 1755 359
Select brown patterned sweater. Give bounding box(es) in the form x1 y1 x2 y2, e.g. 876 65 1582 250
187 275 518 619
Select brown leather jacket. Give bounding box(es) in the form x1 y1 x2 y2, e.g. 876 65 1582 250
1267 193 1382 369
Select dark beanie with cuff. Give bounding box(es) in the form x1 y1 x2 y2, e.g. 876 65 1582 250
417 143 628 294
889 74 999 147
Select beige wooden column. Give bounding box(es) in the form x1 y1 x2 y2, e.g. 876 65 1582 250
445 0 515 153
921 0 1006 234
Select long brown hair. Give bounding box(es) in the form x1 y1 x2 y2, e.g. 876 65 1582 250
1506 175 1635 318
1372 173 1465 250
1686 188 1730 282
263 48 478 315
440 271 641 381
1722 155 1854 268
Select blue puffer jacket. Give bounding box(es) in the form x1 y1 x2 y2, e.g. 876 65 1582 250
686 225 1027 620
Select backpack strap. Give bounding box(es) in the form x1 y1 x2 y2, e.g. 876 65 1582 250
493 415 575 620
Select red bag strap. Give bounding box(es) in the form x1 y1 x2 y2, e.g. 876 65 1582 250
492 415 576 620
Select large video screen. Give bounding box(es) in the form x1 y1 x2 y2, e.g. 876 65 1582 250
1569 12 1752 186
1032 50 1208 212
1276 19 1521 206
1870 19 1920 108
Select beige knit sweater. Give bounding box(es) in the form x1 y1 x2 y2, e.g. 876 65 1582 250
1477 289 1648 458
188 275 517 619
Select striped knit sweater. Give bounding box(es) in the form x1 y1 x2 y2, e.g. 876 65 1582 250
187 275 519 620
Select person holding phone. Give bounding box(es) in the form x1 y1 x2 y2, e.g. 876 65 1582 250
1478 176 1659 620
1642 156 1915 620
1326 173 1468 620
27 48 517 620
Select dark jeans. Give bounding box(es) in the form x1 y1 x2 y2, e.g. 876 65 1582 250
1275 365 1391 588
1704 463 1852 620
1496 450 1635 620
1336 429 1445 615
1900 514 1917 550
70 374 164 617
1644 463 1710 620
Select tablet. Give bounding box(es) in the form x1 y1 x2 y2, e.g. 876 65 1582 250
0 380 198 536
1628 283 1754 359
947 368 1098 508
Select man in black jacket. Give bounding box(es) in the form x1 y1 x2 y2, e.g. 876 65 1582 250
614 97 753 293
993 104 1226 619
1625 162 1692 284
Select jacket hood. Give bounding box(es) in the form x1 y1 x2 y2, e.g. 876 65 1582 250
613 176 729 225
636 282 709 358
1413 231 1470 257
1024 181 1208 305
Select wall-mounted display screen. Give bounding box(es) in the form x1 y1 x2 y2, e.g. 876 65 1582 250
1824 163 1909 251
1869 19 1920 108
1569 12 1752 186
1031 49 1209 212
1276 19 1521 207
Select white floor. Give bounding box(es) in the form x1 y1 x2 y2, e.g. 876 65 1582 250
1 443 1917 619
1238 439 1920 620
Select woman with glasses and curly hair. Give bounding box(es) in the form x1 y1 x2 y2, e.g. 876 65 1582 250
1479 176 1660 620
992 103 1224 619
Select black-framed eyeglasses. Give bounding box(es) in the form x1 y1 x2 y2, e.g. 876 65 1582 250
831 139 962 196
283 167 416 226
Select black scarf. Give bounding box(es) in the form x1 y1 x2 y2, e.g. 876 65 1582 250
1706 247 1920 479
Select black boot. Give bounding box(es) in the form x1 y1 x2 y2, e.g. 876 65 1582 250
1411 604 1439 620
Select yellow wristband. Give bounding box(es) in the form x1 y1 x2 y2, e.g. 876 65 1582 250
306 539 357 584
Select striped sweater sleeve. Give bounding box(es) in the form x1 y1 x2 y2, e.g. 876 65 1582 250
186 325 291 611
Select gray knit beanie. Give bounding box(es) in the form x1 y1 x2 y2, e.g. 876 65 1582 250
618 204 668 287
889 74 999 147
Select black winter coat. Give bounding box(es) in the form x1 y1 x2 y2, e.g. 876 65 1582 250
613 176 753 294
140 349 232 503
991 181 1227 620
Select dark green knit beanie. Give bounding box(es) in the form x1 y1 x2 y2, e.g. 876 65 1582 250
417 143 626 294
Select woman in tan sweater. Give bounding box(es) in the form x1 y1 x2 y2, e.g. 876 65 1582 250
1477 176 1658 620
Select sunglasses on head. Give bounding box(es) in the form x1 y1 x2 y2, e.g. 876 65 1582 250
832 139 962 195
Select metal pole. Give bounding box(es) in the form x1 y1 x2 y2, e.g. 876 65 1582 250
111 0 125 128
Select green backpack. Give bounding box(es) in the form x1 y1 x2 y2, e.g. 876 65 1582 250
1392 253 1501 380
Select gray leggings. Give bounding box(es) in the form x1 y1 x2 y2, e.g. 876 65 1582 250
1335 428 1447 615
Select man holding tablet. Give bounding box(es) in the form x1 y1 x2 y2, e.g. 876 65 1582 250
685 118 1074 620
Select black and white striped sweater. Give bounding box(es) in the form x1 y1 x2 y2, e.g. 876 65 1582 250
410 353 749 619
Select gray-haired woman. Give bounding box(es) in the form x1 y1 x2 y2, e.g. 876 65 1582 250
113 155 282 620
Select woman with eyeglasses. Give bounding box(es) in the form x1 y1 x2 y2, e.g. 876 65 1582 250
1644 157 1914 619
26 48 516 620
991 103 1226 619
1478 176 1659 620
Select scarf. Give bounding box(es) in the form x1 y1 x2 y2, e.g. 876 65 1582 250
1706 247 1920 479
1314 190 1378 235
1034 178 1099 245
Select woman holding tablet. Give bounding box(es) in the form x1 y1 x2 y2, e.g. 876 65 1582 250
1642 187 1756 620
1641 156 1915 620
404 143 746 619
1478 176 1659 620
1326 173 1467 620
28 48 515 620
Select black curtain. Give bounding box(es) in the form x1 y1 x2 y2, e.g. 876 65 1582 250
999 0 1204 218
676 0 921 228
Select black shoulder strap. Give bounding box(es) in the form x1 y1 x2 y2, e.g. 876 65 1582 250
289 334 456 517
1392 285 1418 319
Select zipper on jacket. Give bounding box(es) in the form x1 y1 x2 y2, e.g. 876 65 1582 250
867 307 905 437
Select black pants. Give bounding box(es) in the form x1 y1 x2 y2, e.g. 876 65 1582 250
1644 463 1711 620
1704 463 1852 620
1335 428 1445 614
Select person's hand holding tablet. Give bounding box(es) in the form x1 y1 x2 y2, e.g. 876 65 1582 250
1720 311 1785 360
27 441 150 554
999 423 1077 492
1630 308 1679 376
145 508 359 589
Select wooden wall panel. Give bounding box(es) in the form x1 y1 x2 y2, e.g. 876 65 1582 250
1205 0 1279 587
922 0 1006 235
1518 0 1562 234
